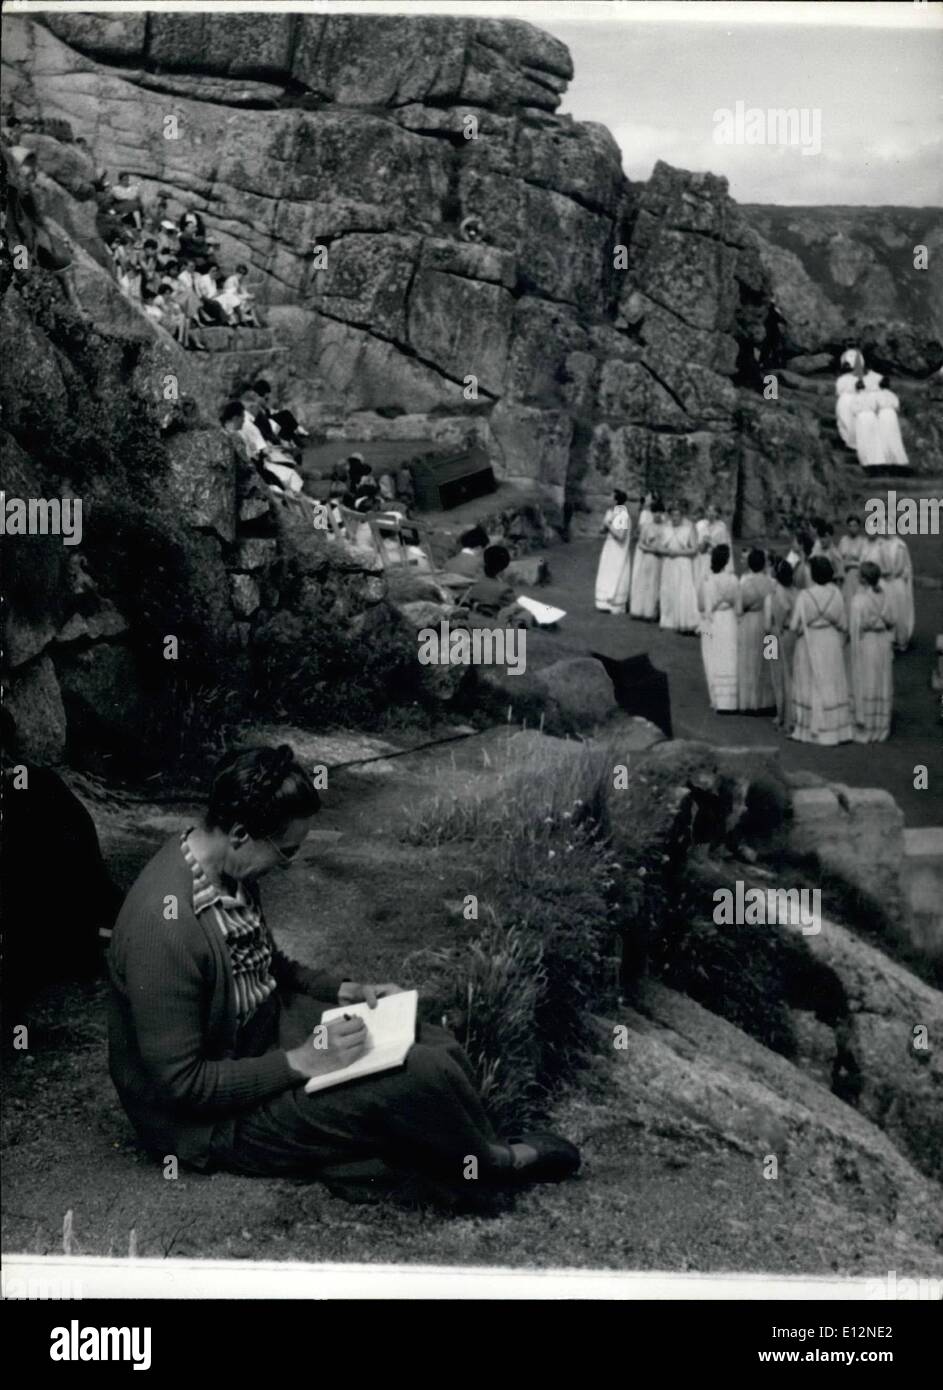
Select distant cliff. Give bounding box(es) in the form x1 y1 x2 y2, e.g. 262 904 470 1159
743 204 943 375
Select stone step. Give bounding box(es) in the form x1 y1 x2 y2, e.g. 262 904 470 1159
196 326 274 352
902 827 943 957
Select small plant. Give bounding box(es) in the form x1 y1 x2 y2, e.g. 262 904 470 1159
405 736 626 1130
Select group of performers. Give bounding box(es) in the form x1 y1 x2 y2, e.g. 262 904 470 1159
595 494 915 745
835 348 909 470
595 492 728 629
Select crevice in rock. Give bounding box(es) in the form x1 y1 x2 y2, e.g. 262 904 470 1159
660 222 751 253
132 76 283 110
638 361 695 423
306 304 502 401
637 287 731 339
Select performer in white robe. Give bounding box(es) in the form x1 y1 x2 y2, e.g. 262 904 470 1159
694 504 734 589
594 490 632 614
659 505 700 634
697 544 740 711
861 534 886 569
763 560 797 732
629 496 663 620
812 523 844 584
852 386 885 468
837 515 865 610
788 556 854 745
875 380 909 466
848 562 895 743
835 349 881 448
882 534 914 651
835 365 860 448
737 550 776 711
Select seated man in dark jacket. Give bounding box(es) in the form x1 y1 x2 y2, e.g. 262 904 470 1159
107 744 580 1190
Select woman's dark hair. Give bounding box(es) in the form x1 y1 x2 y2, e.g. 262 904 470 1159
710 543 730 573
846 514 860 527
253 379 271 398
859 560 882 589
775 559 794 588
650 497 665 512
748 547 766 573
810 555 834 585
613 489 628 505
206 745 320 840
483 544 511 578
460 525 489 550
797 531 814 557
235 262 249 275
219 400 245 425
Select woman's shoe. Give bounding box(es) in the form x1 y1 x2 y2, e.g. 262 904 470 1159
505 1131 581 1183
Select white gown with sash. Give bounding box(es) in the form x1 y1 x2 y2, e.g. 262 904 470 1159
882 536 914 649
849 586 894 742
595 504 633 613
698 572 740 710
789 583 854 745
630 510 662 619
875 389 909 466
852 391 885 468
659 522 700 634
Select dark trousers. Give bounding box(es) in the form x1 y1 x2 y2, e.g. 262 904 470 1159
199 297 228 325
210 994 499 1183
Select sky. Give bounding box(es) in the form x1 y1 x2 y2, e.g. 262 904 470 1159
537 7 943 206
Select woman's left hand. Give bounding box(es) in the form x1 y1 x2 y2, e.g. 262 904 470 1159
338 981 406 1009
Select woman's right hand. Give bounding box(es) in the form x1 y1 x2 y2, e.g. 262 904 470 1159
286 1016 368 1080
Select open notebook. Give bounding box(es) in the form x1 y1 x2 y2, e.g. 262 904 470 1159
303 990 418 1094
516 594 566 626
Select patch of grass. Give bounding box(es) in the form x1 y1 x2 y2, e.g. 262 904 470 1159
414 922 546 1132
402 732 613 847
404 736 624 1131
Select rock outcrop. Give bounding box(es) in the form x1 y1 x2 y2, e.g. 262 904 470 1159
611 981 943 1266
6 9 938 550
0 132 412 766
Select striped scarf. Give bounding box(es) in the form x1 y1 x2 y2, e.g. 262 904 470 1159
181 831 277 1027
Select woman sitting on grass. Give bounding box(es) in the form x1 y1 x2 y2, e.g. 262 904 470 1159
107 746 579 1192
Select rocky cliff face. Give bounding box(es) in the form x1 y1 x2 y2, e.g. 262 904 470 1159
3 11 942 764
0 116 399 768
8 10 937 545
